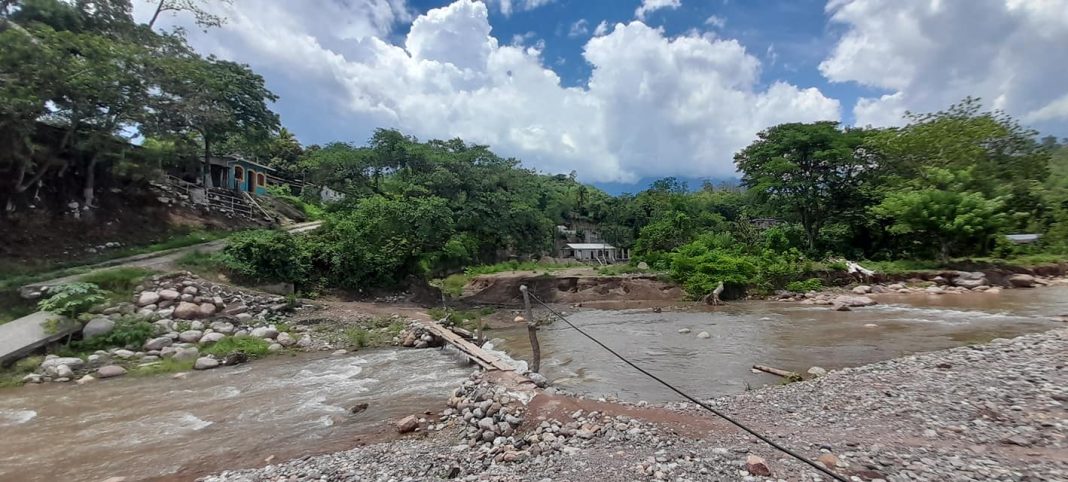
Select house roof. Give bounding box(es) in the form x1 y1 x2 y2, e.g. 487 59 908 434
1005 234 1041 243
566 243 616 250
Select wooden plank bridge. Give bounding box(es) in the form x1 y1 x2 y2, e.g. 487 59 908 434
419 320 515 372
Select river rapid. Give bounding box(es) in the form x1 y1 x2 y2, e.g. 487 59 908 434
0 287 1064 481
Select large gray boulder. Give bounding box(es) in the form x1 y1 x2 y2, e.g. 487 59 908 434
210 321 235 334
173 302 201 319
96 365 127 378
250 327 279 339
82 318 116 339
199 332 226 344
1008 274 1037 288
178 330 203 343
172 347 200 362
137 291 161 307
41 357 85 371
198 303 217 317
143 336 173 351
158 289 181 301
275 332 296 347
830 295 877 307
193 356 219 370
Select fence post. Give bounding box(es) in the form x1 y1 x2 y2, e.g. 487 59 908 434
520 285 541 373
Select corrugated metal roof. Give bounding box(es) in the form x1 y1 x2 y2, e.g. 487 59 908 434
1005 234 1041 243
566 243 616 250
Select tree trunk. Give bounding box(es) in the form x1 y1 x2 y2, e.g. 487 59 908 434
148 0 166 29
203 135 212 187
83 154 100 209
939 239 951 263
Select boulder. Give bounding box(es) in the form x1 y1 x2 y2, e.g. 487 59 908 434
818 453 840 469
199 332 226 344
832 303 851 312
182 286 199 296
527 372 550 388
76 375 96 385
852 285 872 294
276 332 296 347
41 357 85 371
193 357 220 370
1008 274 1037 288
137 291 161 307
96 365 127 378
113 349 136 359
887 283 905 290
746 455 772 477
807 366 827 377
82 317 116 339
250 326 279 339
831 295 877 307
178 330 203 343
697 331 711 339
198 303 217 317
55 365 74 379
637 261 650 270
210 321 235 334
925 286 945 295
143 336 173 351
158 289 181 301
396 415 419 433
173 302 201 319
268 343 284 352
678 328 691 334
189 320 205 331
172 347 200 362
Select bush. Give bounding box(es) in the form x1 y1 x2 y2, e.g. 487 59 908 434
71 315 154 351
220 230 309 284
201 336 271 358
38 283 106 318
786 278 823 293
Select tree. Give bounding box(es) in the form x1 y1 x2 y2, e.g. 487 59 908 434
735 121 875 252
873 167 1006 261
149 56 279 185
145 0 231 30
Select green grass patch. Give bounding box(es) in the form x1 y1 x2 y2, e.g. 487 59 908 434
427 307 495 331
463 260 582 277
175 251 229 279
596 263 649 275
0 356 44 388
785 278 823 293
78 267 152 293
129 358 195 377
437 274 468 297
201 336 271 358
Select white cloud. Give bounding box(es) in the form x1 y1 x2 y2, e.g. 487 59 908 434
593 20 610 37
144 0 839 182
821 0 1068 130
486 0 554 16
635 0 681 21
704 15 725 28
568 18 589 38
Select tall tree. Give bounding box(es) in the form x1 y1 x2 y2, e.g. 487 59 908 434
735 121 875 252
145 0 231 30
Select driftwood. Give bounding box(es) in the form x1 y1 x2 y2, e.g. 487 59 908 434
752 364 802 381
702 281 725 305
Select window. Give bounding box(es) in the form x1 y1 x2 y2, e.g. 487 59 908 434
257 173 266 188
234 166 244 180
249 170 257 188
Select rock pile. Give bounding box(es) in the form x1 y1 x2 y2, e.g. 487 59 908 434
398 322 443 349
441 374 532 462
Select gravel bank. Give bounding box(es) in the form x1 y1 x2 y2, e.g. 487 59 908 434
203 328 1068 481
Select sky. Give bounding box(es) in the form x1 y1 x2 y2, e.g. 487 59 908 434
135 0 1068 190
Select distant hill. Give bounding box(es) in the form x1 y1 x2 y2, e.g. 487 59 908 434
591 176 742 195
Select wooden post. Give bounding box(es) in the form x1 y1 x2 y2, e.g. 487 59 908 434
520 285 541 373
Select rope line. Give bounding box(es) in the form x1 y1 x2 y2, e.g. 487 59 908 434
526 292 848 482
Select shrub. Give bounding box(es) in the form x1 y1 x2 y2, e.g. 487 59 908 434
71 315 154 351
201 336 271 358
38 283 106 318
786 278 823 293
220 230 309 284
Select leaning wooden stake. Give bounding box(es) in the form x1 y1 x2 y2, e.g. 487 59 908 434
520 285 541 373
753 364 801 381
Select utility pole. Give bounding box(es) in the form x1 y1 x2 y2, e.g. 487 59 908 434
520 285 541 373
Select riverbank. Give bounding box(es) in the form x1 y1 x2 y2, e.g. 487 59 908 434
203 327 1068 481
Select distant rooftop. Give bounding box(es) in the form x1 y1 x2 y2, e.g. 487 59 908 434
1005 234 1041 244
566 243 616 250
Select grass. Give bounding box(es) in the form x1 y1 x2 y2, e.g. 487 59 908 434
0 229 232 291
0 356 44 388
433 260 583 298
596 263 650 275
175 251 229 279
427 307 496 331
200 336 272 358
79 267 152 293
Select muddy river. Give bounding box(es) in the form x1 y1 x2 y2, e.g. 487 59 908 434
0 287 1065 481
0 350 473 482
494 287 1068 402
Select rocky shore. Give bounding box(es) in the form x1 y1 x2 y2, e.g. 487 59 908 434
203 327 1068 481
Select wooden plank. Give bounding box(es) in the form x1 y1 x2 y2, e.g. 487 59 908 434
421 321 514 371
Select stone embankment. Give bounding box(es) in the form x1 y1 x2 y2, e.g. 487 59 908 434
21 273 314 385
203 328 1068 482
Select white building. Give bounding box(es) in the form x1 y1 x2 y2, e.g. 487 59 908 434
561 243 625 264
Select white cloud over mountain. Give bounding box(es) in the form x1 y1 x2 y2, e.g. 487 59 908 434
821 0 1068 130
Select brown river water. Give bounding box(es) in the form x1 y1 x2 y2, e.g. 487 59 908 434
492 286 1068 402
1 286 1065 482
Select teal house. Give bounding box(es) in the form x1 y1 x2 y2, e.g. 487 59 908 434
207 157 277 195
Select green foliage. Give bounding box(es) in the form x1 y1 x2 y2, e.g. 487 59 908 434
267 184 324 219
427 307 496 330
873 168 1006 261
220 230 308 284
201 336 271 358
37 283 106 318
345 327 370 348
71 315 154 351
79 268 151 293
669 233 811 297
0 356 45 388
176 250 227 278
785 278 823 293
